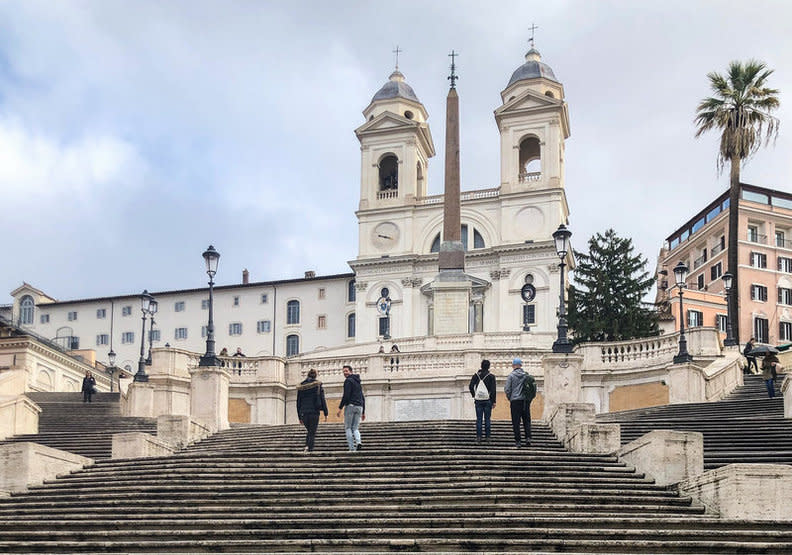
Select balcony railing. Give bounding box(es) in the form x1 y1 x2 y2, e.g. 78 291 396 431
519 171 541 183
377 190 398 200
747 233 767 244
776 238 792 250
710 243 724 256
693 255 707 269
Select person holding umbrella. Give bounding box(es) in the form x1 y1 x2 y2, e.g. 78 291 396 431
760 348 781 398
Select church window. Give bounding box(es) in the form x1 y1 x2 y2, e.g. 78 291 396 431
430 226 486 253
518 136 541 181
545 91 555 98
317 315 327 329
430 234 441 253
347 280 356 302
347 313 356 338
378 316 390 338
404 110 414 119
473 229 485 249
523 304 536 327
286 300 300 325
19 295 34 325
286 334 300 357
379 155 399 191
470 301 483 333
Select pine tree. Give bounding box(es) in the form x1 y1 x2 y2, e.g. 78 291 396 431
568 229 659 342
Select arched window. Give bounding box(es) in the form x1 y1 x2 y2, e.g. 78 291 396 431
286 334 300 357
379 155 399 191
286 300 300 325
347 280 356 303
545 90 555 98
518 136 541 181
347 313 356 338
19 295 34 325
430 226 486 253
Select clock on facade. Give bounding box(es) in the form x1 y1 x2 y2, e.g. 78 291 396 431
372 222 400 250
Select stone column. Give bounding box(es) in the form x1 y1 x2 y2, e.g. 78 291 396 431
189 366 230 433
542 353 583 417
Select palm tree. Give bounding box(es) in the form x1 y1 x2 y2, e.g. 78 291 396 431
695 60 780 343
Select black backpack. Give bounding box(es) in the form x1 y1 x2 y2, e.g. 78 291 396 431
521 375 537 403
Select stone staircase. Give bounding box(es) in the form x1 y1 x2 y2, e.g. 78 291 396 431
598 374 792 469
0 392 156 460
1 419 792 552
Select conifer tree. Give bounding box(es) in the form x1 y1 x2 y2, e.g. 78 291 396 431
567 229 658 343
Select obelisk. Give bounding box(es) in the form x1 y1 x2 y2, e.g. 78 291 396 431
432 51 472 335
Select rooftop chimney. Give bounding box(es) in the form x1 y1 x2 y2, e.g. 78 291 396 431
242 269 249 284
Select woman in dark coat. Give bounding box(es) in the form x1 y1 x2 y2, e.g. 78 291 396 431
296 369 328 453
81 371 96 403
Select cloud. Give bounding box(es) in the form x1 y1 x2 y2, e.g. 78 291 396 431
0 116 146 204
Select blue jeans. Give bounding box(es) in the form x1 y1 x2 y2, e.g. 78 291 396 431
344 405 363 450
474 400 492 438
765 378 776 398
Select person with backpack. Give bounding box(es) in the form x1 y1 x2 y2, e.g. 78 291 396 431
296 369 328 453
504 358 536 448
468 359 496 444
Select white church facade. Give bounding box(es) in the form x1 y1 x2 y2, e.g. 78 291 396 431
3 47 573 373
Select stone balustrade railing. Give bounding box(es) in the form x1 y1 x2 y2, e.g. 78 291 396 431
577 327 722 371
416 187 500 206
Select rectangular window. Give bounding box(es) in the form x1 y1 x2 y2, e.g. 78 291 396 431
751 284 768 302
233 296 239 306
175 327 188 340
710 262 722 281
318 288 326 300
96 308 106 319
347 281 356 303
96 334 109 346
260 294 268 304
201 325 208 338
347 313 355 338
777 230 787 248
697 274 705 290
40 314 50 324
779 288 792 306
754 317 769 344
175 301 185 312
122 306 132 316
523 304 536 327
715 314 727 333
149 329 161 342
201 299 209 310
748 225 763 243
121 332 135 344
287 301 300 325
69 337 80 350
751 252 767 268
286 334 299 357
317 315 327 329
257 320 271 333
687 310 703 328
780 322 792 342
229 322 243 336
779 257 792 273
378 316 390 337
67 311 77 321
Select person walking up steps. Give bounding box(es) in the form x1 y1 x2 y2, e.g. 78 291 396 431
296 369 328 453
337 365 365 452
504 358 533 448
469 359 496 444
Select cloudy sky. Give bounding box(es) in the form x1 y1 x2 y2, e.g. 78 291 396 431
1 0 791 302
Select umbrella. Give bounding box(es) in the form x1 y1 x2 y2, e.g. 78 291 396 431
749 344 779 357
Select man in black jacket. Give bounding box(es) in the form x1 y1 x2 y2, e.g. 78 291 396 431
469 359 496 444
336 365 365 451
296 369 328 453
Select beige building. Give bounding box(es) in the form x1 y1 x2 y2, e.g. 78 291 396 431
657 183 792 346
3 47 573 370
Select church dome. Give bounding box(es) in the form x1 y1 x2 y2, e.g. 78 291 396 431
371 69 421 103
506 48 558 87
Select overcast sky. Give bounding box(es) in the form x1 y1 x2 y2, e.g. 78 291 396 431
1 1 791 302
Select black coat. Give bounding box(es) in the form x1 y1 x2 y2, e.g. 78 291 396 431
81 376 96 393
469 370 497 403
339 374 365 414
296 377 328 418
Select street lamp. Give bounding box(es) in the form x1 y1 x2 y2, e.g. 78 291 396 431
107 349 117 393
672 261 693 364
552 224 574 354
199 245 221 367
135 289 154 382
146 298 159 365
721 272 737 346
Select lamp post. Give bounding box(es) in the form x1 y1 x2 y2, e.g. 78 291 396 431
199 245 221 367
672 261 693 364
107 349 117 393
552 224 574 354
135 290 154 382
722 272 737 346
145 298 158 365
